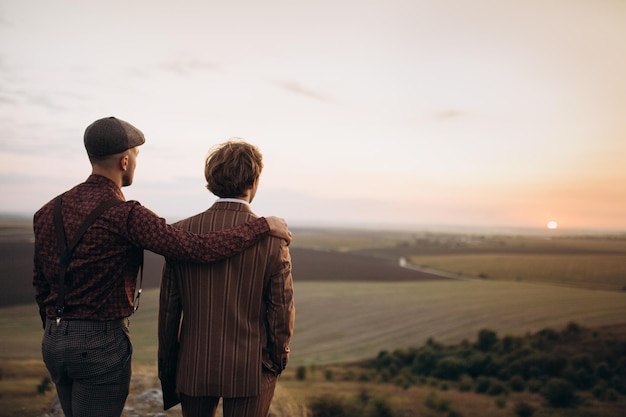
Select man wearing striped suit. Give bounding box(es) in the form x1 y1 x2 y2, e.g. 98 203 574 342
158 139 295 417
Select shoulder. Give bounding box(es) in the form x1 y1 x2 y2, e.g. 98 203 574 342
171 211 208 231
34 198 55 219
107 199 143 217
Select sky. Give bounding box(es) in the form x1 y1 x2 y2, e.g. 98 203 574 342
1 0 625 232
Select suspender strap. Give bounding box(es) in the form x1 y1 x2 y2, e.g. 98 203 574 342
53 194 124 324
134 250 144 313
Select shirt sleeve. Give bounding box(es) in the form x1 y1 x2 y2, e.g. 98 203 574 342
32 255 50 327
32 214 50 327
126 204 270 262
265 241 295 373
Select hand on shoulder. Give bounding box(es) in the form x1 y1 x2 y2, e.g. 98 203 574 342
265 216 292 245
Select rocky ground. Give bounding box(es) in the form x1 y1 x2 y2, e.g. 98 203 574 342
38 369 306 417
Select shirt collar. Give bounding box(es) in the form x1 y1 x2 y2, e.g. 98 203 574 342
215 197 250 206
86 174 125 200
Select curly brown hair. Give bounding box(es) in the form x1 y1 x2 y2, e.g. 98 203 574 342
204 139 263 198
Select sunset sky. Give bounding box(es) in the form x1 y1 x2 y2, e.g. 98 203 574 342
1 0 625 232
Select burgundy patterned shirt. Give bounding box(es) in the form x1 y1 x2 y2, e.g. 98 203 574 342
33 174 269 322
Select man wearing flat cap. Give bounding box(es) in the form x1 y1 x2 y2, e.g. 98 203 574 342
33 117 292 417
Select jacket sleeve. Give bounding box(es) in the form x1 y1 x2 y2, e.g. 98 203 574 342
265 241 295 374
158 260 182 410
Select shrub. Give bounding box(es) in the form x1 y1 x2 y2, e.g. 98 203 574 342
424 391 438 409
501 335 522 353
375 350 392 369
466 352 491 378
394 375 411 390
527 379 543 393
592 381 607 400
595 362 612 380
514 401 535 417
358 371 372 382
379 369 391 383
434 357 466 381
495 396 507 408
541 353 568 377
571 354 594 373
368 397 397 417
343 370 356 381
611 375 626 395
324 369 334 381
562 322 583 337
591 382 620 402
458 374 473 392
542 378 577 407
387 363 399 378
447 409 464 417
308 395 359 417
476 329 498 352
424 391 452 412
604 388 619 402
296 365 307 381
487 380 509 396
467 352 503 378
37 377 52 394
358 388 370 405
569 368 595 390
508 374 526 392
616 357 626 377
536 328 561 344
412 347 438 376
519 353 567 379
474 376 491 394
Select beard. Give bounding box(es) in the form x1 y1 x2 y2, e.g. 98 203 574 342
121 171 134 187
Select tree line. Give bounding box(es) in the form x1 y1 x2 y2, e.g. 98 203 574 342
367 322 626 407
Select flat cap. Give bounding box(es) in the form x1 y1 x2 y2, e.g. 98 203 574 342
84 116 145 157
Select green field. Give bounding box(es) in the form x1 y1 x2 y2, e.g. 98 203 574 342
3 280 625 367
408 253 626 291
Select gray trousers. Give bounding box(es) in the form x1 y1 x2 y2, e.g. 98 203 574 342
42 318 132 417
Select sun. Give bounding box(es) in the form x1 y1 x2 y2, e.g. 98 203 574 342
547 221 558 230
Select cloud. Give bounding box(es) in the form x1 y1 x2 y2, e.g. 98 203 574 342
275 80 334 103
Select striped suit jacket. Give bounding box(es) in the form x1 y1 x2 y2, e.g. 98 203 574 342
158 201 295 400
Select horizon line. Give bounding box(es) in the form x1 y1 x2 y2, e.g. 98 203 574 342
2 211 625 237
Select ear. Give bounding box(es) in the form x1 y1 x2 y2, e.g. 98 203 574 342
120 154 129 171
